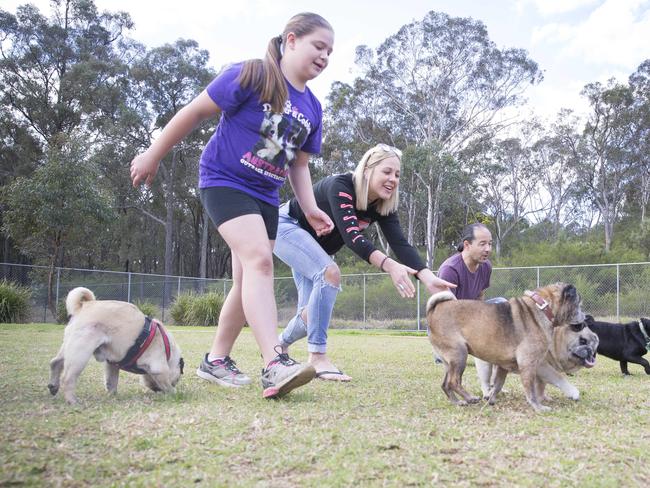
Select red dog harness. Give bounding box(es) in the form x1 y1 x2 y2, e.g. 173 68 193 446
111 317 171 375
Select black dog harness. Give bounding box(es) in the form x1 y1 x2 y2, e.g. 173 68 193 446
110 317 171 374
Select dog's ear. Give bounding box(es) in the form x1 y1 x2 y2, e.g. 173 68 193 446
561 284 577 303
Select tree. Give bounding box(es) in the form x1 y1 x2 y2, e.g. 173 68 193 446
330 11 542 264
128 39 215 285
0 0 134 148
2 135 114 313
571 80 639 251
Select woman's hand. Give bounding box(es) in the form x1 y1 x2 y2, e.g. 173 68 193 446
305 208 334 236
130 151 160 188
417 268 457 295
385 260 418 298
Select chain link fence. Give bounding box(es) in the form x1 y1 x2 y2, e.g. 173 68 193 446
2 261 649 329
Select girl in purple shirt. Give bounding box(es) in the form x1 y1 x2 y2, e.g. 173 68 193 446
130 13 335 399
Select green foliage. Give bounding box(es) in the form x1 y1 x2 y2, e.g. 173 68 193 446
170 292 194 325
134 300 160 319
0 280 31 323
1 137 115 266
170 292 224 326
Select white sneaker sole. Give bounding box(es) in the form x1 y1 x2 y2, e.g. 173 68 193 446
196 368 250 388
263 364 316 399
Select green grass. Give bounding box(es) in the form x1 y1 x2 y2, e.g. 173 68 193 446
1 324 649 487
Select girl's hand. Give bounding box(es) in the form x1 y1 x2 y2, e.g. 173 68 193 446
131 151 160 188
305 208 334 236
385 260 418 298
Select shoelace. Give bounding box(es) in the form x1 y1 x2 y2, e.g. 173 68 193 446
268 345 298 368
218 355 242 373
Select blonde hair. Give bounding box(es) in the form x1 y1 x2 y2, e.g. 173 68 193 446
352 144 402 216
238 13 333 113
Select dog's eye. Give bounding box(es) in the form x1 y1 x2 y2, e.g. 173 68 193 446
570 322 586 332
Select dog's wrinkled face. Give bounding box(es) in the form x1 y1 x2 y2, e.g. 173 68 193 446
552 283 586 326
552 320 599 371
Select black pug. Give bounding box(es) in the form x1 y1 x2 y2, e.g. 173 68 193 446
584 315 650 375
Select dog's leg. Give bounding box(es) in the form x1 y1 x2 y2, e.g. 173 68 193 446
441 368 459 404
519 365 550 412
627 356 650 375
486 367 508 405
48 344 65 396
104 362 120 394
619 361 630 375
446 352 480 406
60 333 104 404
474 358 493 399
537 362 579 400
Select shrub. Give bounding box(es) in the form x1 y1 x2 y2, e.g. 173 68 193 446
187 292 225 327
134 300 160 318
0 280 31 323
170 292 225 326
170 292 194 325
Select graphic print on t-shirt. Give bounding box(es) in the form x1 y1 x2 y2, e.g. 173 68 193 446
251 101 310 167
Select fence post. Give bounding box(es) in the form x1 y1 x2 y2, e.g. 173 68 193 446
55 267 60 309
616 264 620 321
416 280 421 331
177 276 181 296
536 267 540 288
127 272 132 302
363 274 367 325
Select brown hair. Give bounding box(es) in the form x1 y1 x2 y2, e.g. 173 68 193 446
238 12 333 113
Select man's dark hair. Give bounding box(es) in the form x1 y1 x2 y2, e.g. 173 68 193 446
456 223 490 252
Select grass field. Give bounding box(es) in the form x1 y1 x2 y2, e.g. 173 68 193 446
1 324 649 487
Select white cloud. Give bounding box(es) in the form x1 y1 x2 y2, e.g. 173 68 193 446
514 0 601 16
531 0 650 70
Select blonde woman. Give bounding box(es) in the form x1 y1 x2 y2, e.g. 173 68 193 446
273 144 455 380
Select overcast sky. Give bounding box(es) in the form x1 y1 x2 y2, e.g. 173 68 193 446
3 0 650 120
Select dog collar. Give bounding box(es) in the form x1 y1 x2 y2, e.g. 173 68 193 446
524 290 554 322
638 320 650 351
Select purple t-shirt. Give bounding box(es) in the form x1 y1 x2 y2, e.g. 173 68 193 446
437 253 492 300
199 63 323 206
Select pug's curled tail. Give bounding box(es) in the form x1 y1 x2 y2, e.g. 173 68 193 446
426 290 456 315
66 287 96 316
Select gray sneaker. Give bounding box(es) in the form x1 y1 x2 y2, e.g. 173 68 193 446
261 348 316 399
196 354 251 387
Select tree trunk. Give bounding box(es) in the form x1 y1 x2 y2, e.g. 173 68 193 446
163 153 177 302
199 208 209 292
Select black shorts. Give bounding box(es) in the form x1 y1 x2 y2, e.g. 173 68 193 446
200 186 279 240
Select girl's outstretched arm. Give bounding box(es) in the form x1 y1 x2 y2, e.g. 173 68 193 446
287 150 333 236
131 91 221 188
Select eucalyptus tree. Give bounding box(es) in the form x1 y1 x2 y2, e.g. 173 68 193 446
571 80 639 252
0 0 134 147
628 60 650 222
329 11 542 266
128 39 215 281
476 130 548 257
1 136 114 313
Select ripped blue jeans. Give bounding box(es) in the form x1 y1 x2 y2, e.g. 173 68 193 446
273 203 341 353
